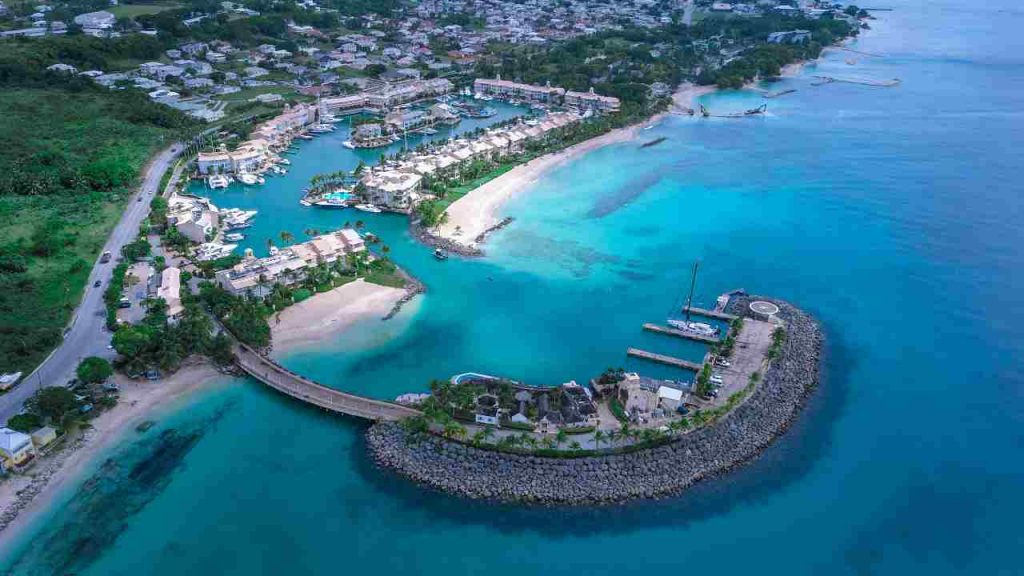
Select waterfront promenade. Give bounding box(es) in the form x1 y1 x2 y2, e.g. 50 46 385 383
233 343 421 421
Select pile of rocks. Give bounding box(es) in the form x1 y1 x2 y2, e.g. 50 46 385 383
366 298 823 505
409 221 483 257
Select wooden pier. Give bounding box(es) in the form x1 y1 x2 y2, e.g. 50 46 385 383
626 348 703 371
643 323 720 345
682 306 737 322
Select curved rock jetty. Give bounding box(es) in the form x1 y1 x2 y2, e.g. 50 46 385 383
366 298 824 505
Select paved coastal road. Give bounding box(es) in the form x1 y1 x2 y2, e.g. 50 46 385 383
0 145 180 424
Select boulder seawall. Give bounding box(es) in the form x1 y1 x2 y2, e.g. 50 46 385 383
366 297 823 505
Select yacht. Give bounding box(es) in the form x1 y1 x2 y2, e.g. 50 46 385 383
207 175 230 189
299 199 313 207
667 319 720 338
194 242 238 261
433 248 449 261
224 233 245 242
279 158 291 166
342 140 357 150
237 173 259 185
315 197 349 208
666 260 720 338
353 204 382 213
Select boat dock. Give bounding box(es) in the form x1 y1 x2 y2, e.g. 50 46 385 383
683 306 737 322
642 323 721 345
626 348 703 371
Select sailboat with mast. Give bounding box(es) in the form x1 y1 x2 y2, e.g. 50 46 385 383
667 261 721 337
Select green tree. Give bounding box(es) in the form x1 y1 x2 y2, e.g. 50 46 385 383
6 413 42 433
25 387 81 428
76 356 113 384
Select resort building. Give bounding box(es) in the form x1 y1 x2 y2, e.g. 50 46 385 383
196 139 271 175
617 372 691 422
364 78 453 109
167 195 219 244
361 171 423 210
157 267 184 321
564 88 621 113
0 428 36 471
474 77 565 104
215 229 366 297
355 111 581 210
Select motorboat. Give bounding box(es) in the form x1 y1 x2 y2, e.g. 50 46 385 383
207 175 230 189
237 173 259 185
667 319 720 338
433 248 449 261
353 204 382 213
194 242 238 261
224 233 245 242
342 140 357 150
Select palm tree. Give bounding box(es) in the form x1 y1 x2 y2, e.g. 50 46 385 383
555 428 568 449
280 231 294 245
593 430 606 450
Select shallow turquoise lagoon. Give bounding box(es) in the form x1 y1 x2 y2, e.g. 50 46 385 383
3 0 1023 573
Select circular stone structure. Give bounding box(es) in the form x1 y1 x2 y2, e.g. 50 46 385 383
749 300 780 320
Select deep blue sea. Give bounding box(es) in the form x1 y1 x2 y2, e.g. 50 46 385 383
4 0 1023 573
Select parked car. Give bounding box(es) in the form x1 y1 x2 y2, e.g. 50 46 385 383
94 280 102 288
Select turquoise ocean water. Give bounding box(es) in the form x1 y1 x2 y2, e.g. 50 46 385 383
3 0 1024 573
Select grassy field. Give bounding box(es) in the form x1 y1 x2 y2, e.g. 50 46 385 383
0 89 175 375
108 2 182 18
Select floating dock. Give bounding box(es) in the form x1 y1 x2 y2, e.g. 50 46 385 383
642 323 721 345
626 348 703 371
682 306 737 322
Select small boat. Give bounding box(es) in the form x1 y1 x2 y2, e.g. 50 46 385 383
299 199 312 207
257 176 266 185
342 140 357 149
433 248 449 261
419 127 438 135
224 233 245 242
237 173 259 185
279 158 291 166
207 175 230 189
297 134 314 140
354 204 382 213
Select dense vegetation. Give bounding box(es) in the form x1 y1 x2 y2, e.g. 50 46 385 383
0 37 195 376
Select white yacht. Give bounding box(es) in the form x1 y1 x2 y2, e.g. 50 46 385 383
207 175 230 189
224 233 245 242
667 319 720 338
237 173 259 185
353 204 382 213
194 242 238 261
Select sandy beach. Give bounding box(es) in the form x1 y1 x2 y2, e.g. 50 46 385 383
435 83 716 249
269 279 407 353
0 360 224 548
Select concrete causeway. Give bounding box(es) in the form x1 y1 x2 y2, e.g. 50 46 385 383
233 344 421 421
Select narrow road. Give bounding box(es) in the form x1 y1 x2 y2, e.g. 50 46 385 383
683 0 695 26
0 144 181 424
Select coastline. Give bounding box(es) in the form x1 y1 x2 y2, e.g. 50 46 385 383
428 82 718 252
0 360 224 548
367 297 823 505
269 279 409 354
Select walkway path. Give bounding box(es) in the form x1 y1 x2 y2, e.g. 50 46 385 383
233 344 421 421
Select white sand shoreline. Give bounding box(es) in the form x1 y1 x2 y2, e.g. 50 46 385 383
435 83 717 249
269 279 408 354
0 360 224 552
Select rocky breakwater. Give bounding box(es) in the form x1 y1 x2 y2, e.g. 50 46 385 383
366 297 823 505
